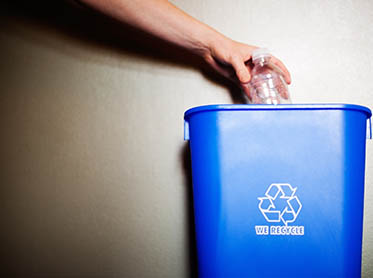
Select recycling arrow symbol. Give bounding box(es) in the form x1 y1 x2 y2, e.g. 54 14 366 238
258 183 302 226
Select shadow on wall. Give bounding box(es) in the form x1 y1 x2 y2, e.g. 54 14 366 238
0 1 241 277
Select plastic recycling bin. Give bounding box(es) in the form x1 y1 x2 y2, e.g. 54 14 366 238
184 104 372 278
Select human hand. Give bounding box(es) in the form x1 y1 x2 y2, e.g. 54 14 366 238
202 37 291 98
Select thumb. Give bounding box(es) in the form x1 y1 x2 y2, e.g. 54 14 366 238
232 58 251 84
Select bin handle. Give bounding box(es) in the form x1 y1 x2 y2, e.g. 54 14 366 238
368 117 372 140
184 120 190 141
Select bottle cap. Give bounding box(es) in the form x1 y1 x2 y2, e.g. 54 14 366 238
252 48 271 61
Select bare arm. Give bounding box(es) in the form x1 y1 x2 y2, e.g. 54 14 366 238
78 0 291 89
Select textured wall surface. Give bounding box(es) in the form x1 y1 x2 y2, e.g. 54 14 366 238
0 0 372 277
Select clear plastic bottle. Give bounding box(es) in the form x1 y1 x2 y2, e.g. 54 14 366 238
248 48 291 104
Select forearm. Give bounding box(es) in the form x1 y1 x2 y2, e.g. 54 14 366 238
79 0 226 57
77 0 291 87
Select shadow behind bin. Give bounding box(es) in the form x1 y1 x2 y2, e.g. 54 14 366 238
184 104 372 278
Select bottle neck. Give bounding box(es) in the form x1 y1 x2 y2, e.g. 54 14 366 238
253 56 271 66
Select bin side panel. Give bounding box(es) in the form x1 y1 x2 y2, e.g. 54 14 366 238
341 111 367 276
188 112 224 277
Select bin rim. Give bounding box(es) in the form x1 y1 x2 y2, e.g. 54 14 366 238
184 103 372 120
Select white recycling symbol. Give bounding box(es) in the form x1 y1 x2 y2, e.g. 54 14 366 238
258 183 302 226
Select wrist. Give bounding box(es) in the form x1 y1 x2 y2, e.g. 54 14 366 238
192 26 228 59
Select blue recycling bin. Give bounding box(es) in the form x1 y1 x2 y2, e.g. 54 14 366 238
184 104 372 277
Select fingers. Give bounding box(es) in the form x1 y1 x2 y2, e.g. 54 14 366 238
240 82 252 101
277 78 289 100
270 56 292 84
205 55 236 82
231 58 251 84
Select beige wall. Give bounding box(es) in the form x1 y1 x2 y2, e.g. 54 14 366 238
0 0 372 277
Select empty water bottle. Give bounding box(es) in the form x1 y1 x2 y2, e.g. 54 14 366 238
248 48 291 104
